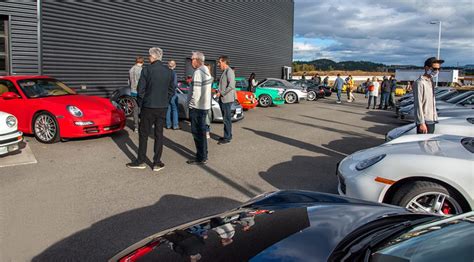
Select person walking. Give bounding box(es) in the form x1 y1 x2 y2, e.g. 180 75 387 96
216 55 236 145
187 51 212 165
389 75 397 109
126 47 175 172
248 73 258 93
380 76 391 110
129 56 144 133
414 57 444 134
345 75 355 102
166 60 180 130
366 77 379 109
302 72 306 80
333 74 344 104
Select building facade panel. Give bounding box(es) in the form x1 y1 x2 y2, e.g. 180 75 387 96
0 0 39 75
41 0 294 96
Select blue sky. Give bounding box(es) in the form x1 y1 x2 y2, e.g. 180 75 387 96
293 0 474 66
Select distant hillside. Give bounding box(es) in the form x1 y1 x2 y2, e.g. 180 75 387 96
293 59 388 72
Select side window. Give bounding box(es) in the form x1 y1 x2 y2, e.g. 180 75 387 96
460 95 474 106
262 80 279 87
0 80 18 95
236 81 243 88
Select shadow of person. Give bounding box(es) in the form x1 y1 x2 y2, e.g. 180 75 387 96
110 129 153 167
323 136 385 155
32 195 241 262
259 155 339 194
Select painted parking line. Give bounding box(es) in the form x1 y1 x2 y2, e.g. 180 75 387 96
0 142 37 168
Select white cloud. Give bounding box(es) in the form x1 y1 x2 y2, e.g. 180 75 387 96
294 0 474 65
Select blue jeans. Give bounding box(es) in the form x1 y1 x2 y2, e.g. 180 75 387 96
190 108 208 161
220 102 232 141
336 89 342 102
166 94 179 128
381 92 390 108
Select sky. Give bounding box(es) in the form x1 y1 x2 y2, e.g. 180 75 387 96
293 0 474 66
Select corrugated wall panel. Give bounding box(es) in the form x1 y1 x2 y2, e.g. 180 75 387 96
0 0 39 75
42 0 293 97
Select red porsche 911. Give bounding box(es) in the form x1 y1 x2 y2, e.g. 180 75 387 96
0 75 126 143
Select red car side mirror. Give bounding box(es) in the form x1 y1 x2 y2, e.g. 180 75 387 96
1 92 20 100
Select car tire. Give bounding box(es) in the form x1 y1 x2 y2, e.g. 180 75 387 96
33 112 60 144
117 95 136 117
258 94 272 108
307 91 317 101
285 92 297 104
391 181 468 215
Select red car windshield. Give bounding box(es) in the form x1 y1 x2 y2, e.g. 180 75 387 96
17 79 76 98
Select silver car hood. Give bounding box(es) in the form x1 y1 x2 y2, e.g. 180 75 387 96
350 135 472 161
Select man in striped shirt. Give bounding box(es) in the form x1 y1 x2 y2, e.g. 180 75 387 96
187 51 213 165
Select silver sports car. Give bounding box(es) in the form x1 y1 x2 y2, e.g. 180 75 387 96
176 82 244 122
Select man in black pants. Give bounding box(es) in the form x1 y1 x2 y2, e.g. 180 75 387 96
216 56 236 145
414 57 444 134
126 47 175 172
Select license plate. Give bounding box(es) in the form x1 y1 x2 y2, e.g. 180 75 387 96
236 108 242 114
7 144 19 152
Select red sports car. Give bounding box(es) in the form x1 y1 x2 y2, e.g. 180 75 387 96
0 76 126 143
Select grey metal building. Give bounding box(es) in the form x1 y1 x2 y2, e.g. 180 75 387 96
1 0 294 97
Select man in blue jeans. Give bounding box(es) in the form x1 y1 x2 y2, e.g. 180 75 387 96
333 74 344 104
216 55 236 145
187 51 213 165
166 60 180 129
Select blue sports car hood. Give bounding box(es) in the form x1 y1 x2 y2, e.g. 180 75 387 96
110 190 414 262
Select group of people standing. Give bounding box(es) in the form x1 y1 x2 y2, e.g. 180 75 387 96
333 74 356 103
126 47 236 172
364 75 397 110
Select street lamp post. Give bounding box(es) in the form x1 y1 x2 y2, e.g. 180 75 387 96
430 20 442 87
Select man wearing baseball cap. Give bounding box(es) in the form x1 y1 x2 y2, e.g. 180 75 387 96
413 57 444 134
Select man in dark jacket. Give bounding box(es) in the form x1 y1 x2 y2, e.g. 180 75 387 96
127 47 175 172
380 76 391 110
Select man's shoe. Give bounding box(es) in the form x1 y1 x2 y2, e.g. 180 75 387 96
172 126 180 130
134 128 139 133
153 163 165 172
218 139 230 145
336 100 341 104
186 159 207 165
126 162 146 169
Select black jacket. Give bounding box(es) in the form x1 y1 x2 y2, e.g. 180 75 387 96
137 61 175 109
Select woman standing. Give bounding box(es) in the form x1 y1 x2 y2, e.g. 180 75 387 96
248 73 258 93
366 77 379 109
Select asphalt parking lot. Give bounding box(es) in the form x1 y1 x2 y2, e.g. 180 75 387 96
0 93 406 261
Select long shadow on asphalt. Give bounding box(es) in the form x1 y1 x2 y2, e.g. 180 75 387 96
267 116 377 139
245 129 386 194
32 195 241 262
162 137 261 198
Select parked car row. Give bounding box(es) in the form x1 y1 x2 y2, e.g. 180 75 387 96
334 86 474 217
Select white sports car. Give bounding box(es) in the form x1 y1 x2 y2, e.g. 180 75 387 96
337 134 473 215
386 116 474 141
0 111 23 155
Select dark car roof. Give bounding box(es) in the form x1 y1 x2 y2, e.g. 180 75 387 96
111 191 415 262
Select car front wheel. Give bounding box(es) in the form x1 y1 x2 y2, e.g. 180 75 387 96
391 181 467 215
285 92 297 104
307 91 317 101
33 112 60 143
258 95 272 107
